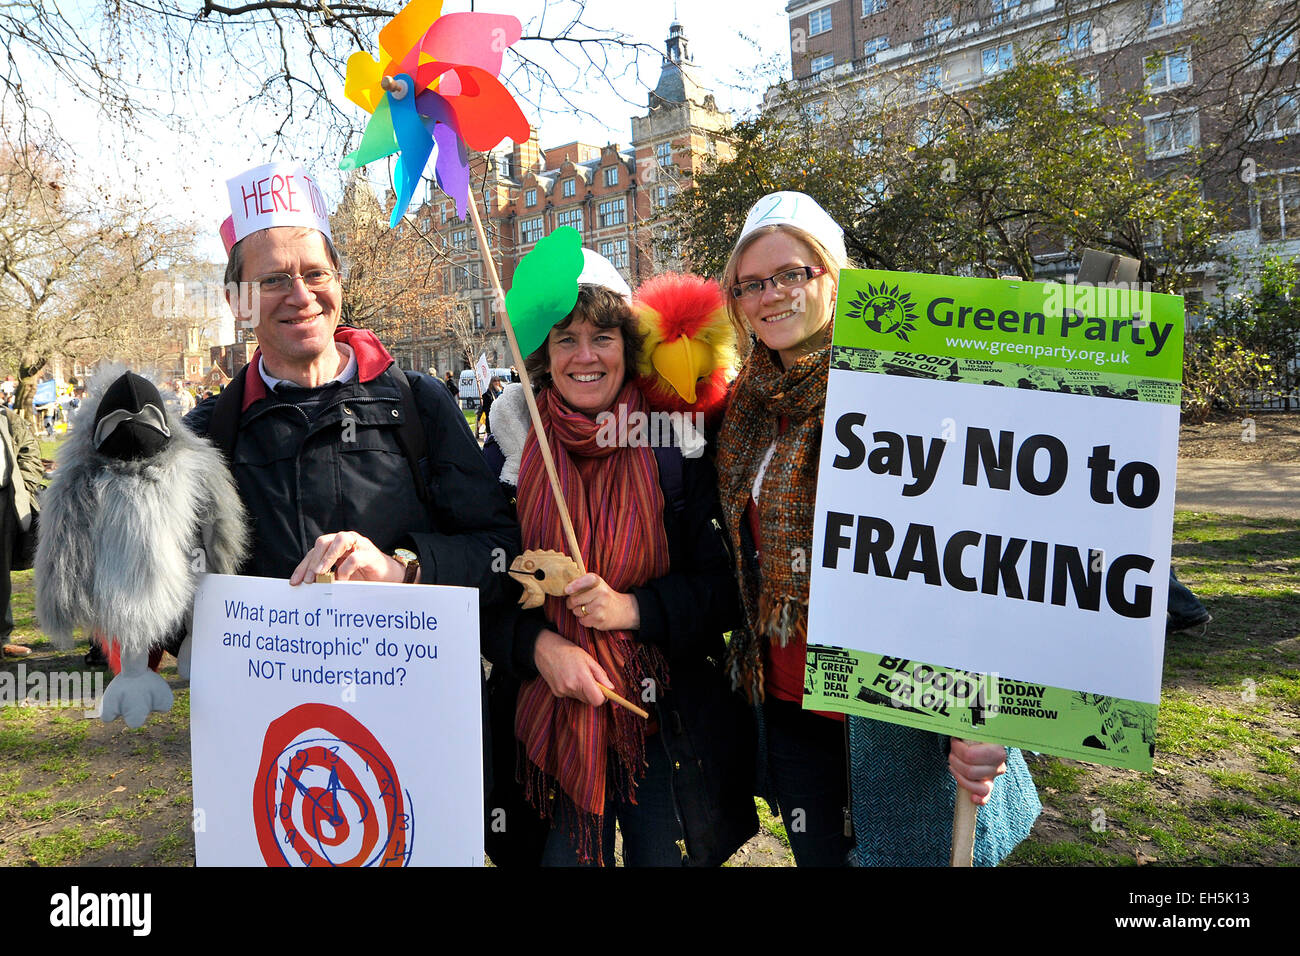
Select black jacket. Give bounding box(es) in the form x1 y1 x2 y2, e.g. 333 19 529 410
185 361 518 607
483 432 758 866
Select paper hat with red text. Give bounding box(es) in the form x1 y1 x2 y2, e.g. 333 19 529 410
220 162 332 254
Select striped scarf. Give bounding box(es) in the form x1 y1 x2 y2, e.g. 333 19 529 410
514 383 670 862
715 341 830 703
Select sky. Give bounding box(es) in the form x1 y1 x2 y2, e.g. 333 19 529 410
38 0 794 264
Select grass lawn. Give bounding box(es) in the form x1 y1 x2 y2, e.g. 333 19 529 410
2 509 1296 866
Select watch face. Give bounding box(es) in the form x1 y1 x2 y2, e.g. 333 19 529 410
393 549 417 564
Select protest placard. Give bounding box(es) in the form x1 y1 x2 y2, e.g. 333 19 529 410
804 272 1184 770
189 574 483 866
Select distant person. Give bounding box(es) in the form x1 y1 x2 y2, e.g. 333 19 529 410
1 404 41 657
443 370 458 398
509 366 521 384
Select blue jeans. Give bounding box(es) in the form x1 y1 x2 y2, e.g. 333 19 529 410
1168 569 1209 623
763 698 853 867
541 735 685 867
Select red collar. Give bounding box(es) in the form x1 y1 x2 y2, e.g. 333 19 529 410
240 327 394 411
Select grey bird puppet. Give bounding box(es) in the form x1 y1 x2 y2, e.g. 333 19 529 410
36 370 247 727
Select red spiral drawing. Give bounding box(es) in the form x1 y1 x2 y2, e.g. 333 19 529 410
253 703 413 867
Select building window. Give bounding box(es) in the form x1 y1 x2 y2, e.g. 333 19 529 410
923 16 953 35
519 216 545 244
656 141 673 167
556 207 584 232
1252 90 1300 138
525 188 537 207
1147 0 1182 30
914 117 945 146
598 198 626 227
916 65 944 93
810 54 834 73
862 0 887 16
1059 19 1091 55
653 184 676 209
1059 72 1100 108
809 7 831 35
989 0 1020 26
562 177 576 197
451 229 466 249
863 35 890 62
1255 171 1300 240
598 239 629 271
982 43 1014 75
467 263 481 291
472 301 484 330
1249 32 1297 68
604 166 619 187
1145 50 1191 90
1145 110 1199 157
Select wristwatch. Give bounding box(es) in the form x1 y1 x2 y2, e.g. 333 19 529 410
392 548 420 584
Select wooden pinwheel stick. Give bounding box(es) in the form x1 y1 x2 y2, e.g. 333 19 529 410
465 197 586 576
601 685 649 719
950 781 978 867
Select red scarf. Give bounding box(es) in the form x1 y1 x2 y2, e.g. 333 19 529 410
514 383 670 861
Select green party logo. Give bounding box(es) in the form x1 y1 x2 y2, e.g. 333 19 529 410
845 282 919 342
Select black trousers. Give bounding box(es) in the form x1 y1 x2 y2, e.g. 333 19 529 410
0 496 17 639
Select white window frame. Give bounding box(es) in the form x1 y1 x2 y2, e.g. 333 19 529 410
1253 168 1300 240
519 216 545 244
989 0 1021 26
1144 109 1199 158
1147 0 1183 31
1251 89 1300 138
862 0 887 16
863 35 890 61
562 178 576 198
656 141 673 167
556 207 584 232
809 7 832 36
810 53 835 73
1059 19 1091 56
598 198 626 227
1145 49 1192 91
916 64 944 93
604 166 619 187
923 15 953 35
525 188 537 207
1248 32 1297 69
598 238 630 271
982 43 1015 75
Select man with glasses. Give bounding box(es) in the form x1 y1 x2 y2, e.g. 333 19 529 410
186 161 516 596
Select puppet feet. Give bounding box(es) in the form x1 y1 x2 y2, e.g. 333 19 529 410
99 670 173 728
176 635 192 681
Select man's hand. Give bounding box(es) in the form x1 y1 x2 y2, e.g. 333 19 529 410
289 532 413 585
948 738 1008 805
563 573 640 631
532 629 611 707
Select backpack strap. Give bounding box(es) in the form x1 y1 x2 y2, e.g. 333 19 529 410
207 364 248 461
391 369 432 508
652 442 686 517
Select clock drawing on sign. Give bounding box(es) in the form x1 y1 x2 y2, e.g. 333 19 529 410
253 703 414 867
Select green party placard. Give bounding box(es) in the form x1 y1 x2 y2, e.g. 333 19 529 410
805 270 1184 773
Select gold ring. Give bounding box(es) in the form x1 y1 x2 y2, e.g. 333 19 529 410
580 605 588 616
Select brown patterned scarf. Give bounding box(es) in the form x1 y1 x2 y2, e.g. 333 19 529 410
514 383 671 862
715 339 830 703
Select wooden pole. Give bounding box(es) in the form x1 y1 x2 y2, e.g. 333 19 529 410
950 783 978 867
465 198 586 575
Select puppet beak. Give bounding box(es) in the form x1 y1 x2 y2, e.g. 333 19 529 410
652 336 714 405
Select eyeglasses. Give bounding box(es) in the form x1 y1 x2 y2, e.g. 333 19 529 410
730 265 827 299
250 269 340 294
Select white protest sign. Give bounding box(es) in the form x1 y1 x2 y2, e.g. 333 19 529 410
190 574 483 866
809 370 1177 704
474 353 492 396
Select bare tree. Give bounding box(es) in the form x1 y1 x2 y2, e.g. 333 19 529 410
0 143 195 415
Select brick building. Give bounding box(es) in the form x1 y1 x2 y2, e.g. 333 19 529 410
779 0 1299 292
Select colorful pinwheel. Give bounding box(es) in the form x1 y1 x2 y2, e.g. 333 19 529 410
339 0 531 225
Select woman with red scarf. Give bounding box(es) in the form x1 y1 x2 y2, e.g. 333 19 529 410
485 253 756 866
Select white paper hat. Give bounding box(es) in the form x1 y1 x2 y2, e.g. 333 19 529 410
222 162 332 253
738 191 846 262
577 248 633 302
